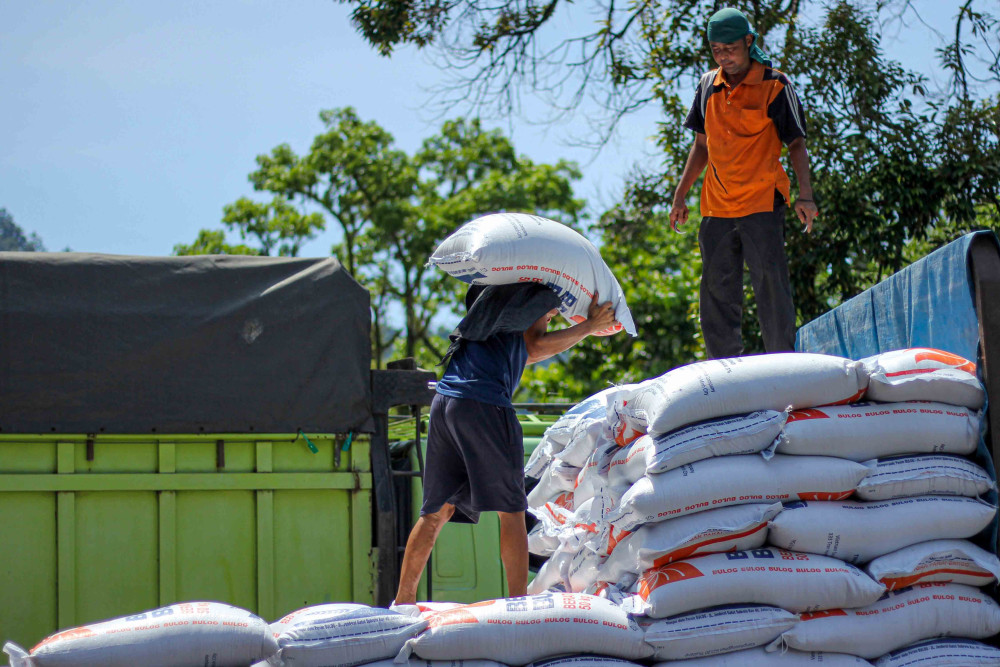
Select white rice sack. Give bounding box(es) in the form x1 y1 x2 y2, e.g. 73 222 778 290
526 657 646 667
772 582 1000 659
2 601 276 667
397 593 652 664
767 496 997 564
528 503 574 557
528 388 623 477
863 348 984 408
552 460 584 489
565 546 609 593
605 455 869 533
607 411 786 487
527 485 574 513
584 582 630 606
650 647 872 666
866 539 1000 590
557 501 605 558
622 548 885 618
429 213 636 336
608 353 867 445
270 606 427 667
560 418 615 468
525 441 553 479
874 638 1000 666
528 463 580 509
565 387 620 420
414 602 467 619
598 503 782 584
527 551 573 595
640 604 798 661
606 436 655 489
775 402 981 461
855 454 995 500
573 442 619 506
268 602 368 639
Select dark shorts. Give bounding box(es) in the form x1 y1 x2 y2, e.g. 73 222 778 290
421 393 527 524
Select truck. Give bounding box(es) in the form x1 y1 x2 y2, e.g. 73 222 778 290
1 229 999 652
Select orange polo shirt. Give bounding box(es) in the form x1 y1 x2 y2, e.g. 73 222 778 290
684 61 807 218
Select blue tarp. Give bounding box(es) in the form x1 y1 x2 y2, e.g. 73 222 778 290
796 232 998 362
796 231 1000 553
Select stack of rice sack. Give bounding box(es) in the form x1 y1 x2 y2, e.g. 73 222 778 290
3 602 279 667
271 595 657 666
525 349 1000 666
760 348 1000 662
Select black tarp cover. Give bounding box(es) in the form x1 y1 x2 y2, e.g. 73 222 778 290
0 252 373 434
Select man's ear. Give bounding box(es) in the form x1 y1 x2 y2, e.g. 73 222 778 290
745 34 754 49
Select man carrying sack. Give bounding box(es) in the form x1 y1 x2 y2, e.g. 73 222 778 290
669 7 820 358
392 284 618 607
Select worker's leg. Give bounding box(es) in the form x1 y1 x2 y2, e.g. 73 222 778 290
740 206 797 352
395 503 456 605
699 216 745 358
498 510 529 598
397 394 469 605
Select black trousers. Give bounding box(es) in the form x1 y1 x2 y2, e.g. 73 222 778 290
698 203 797 359
421 394 526 524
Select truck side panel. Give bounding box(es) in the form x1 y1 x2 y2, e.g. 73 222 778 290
0 435 374 651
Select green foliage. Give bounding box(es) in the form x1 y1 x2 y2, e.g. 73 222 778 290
174 196 324 257
177 112 582 368
520 175 703 399
529 2 997 401
173 230 259 256
221 196 326 257
780 4 1000 324
340 0 999 396
0 208 46 252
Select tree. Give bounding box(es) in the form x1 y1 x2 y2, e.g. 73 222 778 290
519 1 999 396
177 111 583 368
0 209 46 252
779 3 999 324
344 0 1000 387
339 0 998 138
362 117 584 365
173 229 259 256
520 174 703 399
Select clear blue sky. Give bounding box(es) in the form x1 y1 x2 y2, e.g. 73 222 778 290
1 1 963 257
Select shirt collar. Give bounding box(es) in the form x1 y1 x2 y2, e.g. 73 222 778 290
714 60 765 88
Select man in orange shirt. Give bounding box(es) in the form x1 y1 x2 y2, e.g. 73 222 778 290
669 7 819 359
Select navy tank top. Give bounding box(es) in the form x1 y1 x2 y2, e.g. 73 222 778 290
436 331 528 407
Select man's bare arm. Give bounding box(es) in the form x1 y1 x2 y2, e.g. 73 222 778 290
787 137 819 233
524 295 617 364
670 133 709 231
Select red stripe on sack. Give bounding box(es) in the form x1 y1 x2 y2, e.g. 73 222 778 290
32 627 96 652
801 609 848 621
885 368 941 378
881 568 995 591
915 349 977 375
606 526 633 555
553 492 573 509
637 562 705 599
427 608 480 628
825 387 867 406
798 490 854 501
786 408 832 423
614 424 643 447
544 503 567 525
650 523 769 568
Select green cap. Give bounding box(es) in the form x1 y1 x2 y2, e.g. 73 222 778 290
707 7 771 66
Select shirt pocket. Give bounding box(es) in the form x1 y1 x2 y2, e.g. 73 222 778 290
738 107 771 137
